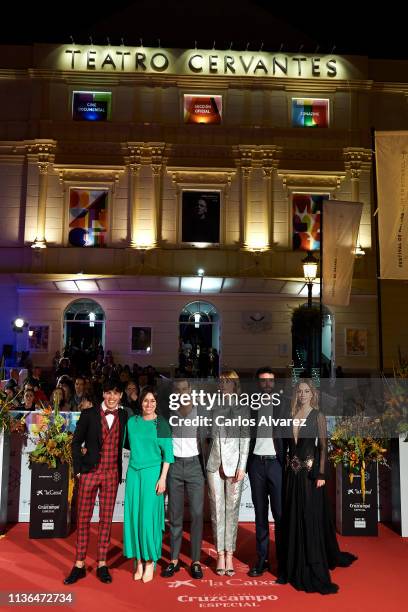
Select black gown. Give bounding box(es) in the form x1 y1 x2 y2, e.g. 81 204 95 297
281 409 357 594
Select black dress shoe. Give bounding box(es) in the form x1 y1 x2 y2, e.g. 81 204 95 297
191 563 203 579
63 566 86 585
96 566 112 584
248 560 269 577
161 562 181 578
275 575 287 584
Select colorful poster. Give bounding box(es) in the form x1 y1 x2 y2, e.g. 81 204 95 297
292 98 329 127
69 189 108 247
322 200 363 306
184 95 222 124
375 131 408 279
72 91 112 121
293 193 327 250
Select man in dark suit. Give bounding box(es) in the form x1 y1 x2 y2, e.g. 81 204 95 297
247 367 285 581
64 379 128 585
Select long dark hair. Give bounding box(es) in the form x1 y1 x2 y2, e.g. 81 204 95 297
139 386 159 415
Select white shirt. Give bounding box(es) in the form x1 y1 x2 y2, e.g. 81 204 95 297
171 405 199 458
253 404 276 456
254 436 276 456
102 402 116 429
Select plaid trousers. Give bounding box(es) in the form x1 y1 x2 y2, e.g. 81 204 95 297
76 468 119 561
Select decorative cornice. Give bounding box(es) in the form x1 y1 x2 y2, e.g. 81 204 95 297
26 140 56 171
54 165 125 184
235 145 282 171
123 142 167 167
278 170 346 191
343 147 372 175
168 168 236 186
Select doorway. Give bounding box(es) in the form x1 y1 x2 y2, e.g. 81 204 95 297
63 298 105 355
178 301 220 377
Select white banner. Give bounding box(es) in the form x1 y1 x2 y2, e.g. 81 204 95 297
376 131 408 279
322 200 363 306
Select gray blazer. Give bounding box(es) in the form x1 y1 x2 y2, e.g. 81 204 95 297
206 405 250 477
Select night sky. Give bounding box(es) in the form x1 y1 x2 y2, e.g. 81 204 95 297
2 1 407 59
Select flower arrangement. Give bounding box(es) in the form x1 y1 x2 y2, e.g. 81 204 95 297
28 398 74 503
382 353 408 442
329 415 388 502
0 389 26 434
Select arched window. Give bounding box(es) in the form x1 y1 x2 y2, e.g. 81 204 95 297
63 299 105 352
178 301 220 377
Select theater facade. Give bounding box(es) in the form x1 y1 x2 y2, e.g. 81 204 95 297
0 43 407 374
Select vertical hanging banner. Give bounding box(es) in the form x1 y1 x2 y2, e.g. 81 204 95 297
322 200 363 306
376 131 408 279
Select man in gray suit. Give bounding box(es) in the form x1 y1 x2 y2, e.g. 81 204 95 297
162 379 208 580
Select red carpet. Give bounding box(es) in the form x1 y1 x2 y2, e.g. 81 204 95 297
0 523 407 611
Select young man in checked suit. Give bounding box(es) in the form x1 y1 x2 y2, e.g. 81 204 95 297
64 379 128 585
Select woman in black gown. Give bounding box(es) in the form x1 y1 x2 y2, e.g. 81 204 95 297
281 379 357 594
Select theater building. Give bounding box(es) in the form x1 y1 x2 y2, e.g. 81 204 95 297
0 43 407 374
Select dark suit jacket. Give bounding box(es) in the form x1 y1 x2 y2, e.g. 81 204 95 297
72 406 128 478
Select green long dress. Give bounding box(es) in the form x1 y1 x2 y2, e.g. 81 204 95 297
123 415 174 561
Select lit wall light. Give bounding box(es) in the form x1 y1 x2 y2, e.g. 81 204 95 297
133 230 156 249
194 313 201 328
191 243 211 249
31 240 47 249
12 318 28 332
89 312 96 328
197 268 205 277
354 243 366 258
246 235 269 251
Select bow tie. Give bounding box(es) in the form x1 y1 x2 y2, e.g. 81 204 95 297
104 409 117 416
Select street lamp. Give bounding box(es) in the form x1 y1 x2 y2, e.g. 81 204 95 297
302 251 318 308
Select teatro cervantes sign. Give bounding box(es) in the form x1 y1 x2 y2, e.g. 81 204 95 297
36 45 366 80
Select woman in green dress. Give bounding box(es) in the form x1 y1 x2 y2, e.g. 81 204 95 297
123 386 174 582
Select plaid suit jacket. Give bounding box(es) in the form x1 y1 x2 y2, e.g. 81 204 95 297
72 406 128 478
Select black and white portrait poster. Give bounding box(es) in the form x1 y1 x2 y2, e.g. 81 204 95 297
131 327 152 354
181 191 220 244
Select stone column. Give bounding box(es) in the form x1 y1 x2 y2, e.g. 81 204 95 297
30 142 56 249
129 163 141 248
238 147 254 248
151 145 166 248
261 147 280 250
344 147 372 202
241 166 251 247
262 166 274 249
350 168 361 201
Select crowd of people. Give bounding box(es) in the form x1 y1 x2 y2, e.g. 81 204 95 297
61 367 357 595
1 350 159 417
1 351 358 594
